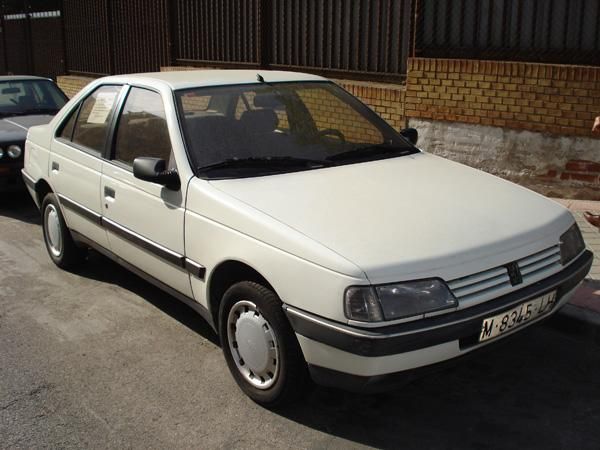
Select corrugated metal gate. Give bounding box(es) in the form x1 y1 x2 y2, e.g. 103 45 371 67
2 13 30 75
0 11 65 79
30 12 65 79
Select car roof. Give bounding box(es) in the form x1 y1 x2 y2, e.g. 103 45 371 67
101 69 328 90
0 75 52 82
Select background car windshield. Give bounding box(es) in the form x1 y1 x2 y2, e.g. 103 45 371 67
176 81 415 176
0 79 67 117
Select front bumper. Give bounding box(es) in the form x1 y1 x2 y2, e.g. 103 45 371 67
285 250 593 392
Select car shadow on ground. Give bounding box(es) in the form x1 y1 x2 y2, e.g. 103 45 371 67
78 250 220 346
4 190 599 448
0 192 218 345
0 190 41 225
76 249 600 449
276 323 600 449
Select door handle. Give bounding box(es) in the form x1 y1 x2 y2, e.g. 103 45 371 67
51 161 59 172
104 186 116 199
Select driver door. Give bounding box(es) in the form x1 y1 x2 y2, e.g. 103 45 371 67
100 86 192 297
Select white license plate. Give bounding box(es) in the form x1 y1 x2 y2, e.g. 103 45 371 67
479 291 557 342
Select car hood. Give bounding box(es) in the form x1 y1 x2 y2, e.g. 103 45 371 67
0 114 54 141
209 152 573 283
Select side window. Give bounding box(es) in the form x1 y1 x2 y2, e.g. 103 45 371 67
58 106 79 140
113 87 172 167
72 85 122 156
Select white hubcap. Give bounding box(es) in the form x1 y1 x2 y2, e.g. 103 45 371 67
44 204 62 257
227 300 279 389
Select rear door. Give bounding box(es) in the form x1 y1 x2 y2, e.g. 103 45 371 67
50 84 123 248
100 86 192 297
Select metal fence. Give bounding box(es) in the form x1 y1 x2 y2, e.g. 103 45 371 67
175 0 261 67
2 0 600 81
111 0 171 74
415 0 600 66
269 0 413 81
61 0 415 81
63 0 171 77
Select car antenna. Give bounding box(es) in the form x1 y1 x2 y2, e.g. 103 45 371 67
257 73 265 83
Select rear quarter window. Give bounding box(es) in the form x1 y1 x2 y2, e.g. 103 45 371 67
71 85 122 156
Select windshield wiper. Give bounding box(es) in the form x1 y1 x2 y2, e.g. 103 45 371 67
326 144 417 162
197 156 334 174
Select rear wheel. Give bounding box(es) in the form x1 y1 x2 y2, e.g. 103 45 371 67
41 193 85 269
219 281 310 407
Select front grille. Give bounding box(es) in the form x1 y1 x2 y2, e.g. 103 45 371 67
447 266 512 304
517 245 561 285
447 245 562 308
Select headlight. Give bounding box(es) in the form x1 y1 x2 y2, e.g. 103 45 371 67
0 147 3 158
344 279 457 322
7 144 22 159
560 223 585 265
344 286 383 322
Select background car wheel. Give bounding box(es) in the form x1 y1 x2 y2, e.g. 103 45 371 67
219 281 310 407
41 193 84 269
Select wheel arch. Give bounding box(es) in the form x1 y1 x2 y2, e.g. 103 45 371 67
207 259 277 327
34 178 53 207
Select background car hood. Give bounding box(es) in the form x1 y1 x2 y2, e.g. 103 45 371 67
0 115 54 141
209 152 573 283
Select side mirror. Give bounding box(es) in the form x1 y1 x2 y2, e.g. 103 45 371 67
133 157 180 190
400 127 418 146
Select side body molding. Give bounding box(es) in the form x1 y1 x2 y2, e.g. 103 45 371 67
58 193 205 279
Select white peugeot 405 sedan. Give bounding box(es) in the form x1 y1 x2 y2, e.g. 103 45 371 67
22 70 592 405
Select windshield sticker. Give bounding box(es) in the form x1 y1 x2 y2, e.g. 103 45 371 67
87 91 117 124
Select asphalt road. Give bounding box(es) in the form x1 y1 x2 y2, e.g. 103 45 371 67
1 192 600 450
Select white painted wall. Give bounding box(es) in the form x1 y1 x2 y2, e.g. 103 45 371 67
410 118 600 200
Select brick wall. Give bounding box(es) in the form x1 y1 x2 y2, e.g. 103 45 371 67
57 75 95 98
405 58 600 138
334 80 405 131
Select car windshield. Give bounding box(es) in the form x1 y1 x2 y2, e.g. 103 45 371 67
0 79 67 118
176 81 418 178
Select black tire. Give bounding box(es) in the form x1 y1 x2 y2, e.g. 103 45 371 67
219 281 310 407
41 193 85 269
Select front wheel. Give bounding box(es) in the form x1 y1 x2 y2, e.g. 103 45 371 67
219 281 310 407
41 193 85 269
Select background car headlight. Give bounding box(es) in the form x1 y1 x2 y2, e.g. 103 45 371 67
0 147 3 158
560 223 585 265
7 145 22 159
345 279 457 322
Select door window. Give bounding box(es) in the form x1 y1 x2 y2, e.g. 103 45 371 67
71 85 122 156
113 87 173 167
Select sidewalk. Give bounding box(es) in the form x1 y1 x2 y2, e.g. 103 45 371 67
552 198 600 338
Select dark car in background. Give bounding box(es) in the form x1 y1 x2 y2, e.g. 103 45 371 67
0 76 67 192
